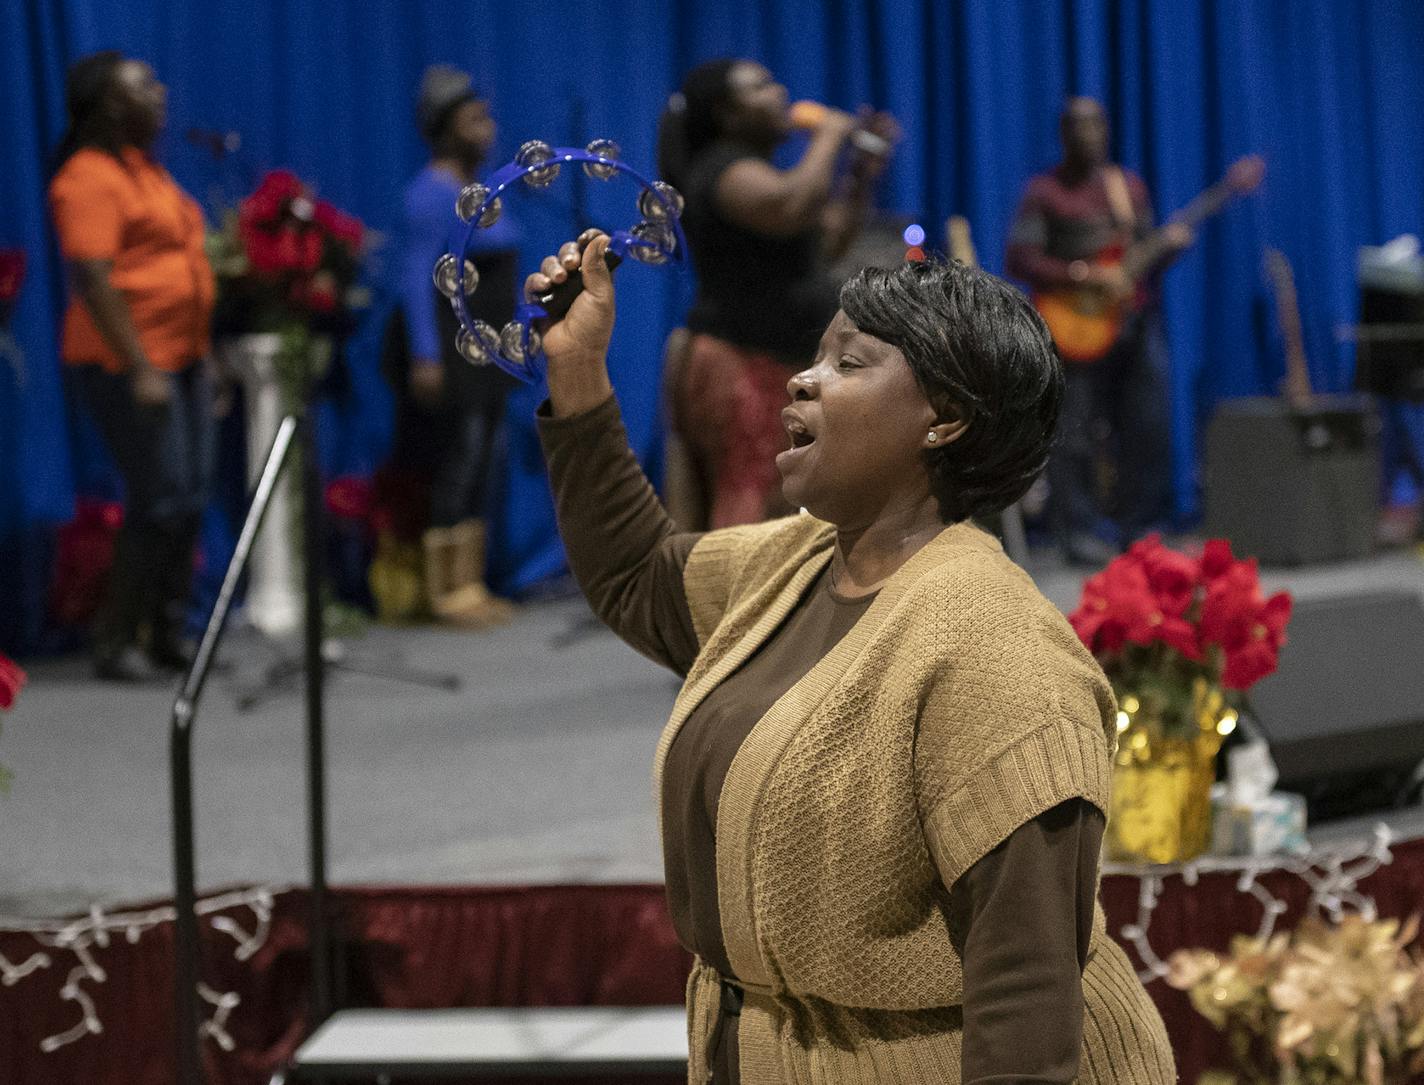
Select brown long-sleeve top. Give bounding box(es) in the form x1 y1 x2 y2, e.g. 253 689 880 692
538 394 1106 1084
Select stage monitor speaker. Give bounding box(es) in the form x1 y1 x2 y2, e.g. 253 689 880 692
1203 396 1380 565
1248 590 1424 822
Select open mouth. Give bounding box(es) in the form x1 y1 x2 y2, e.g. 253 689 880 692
783 413 815 451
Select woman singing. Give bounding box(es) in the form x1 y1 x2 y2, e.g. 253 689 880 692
49 53 216 682
658 59 896 527
529 232 1175 1083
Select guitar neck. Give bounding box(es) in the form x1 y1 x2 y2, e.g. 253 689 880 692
1121 179 1240 280
1173 178 1241 231
1265 248 1314 409
946 215 978 269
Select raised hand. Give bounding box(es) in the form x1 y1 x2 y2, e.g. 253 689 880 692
524 230 617 417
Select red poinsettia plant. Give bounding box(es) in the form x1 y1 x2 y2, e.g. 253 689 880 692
0 651 24 713
1069 536 1293 733
209 170 368 336
0 648 25 793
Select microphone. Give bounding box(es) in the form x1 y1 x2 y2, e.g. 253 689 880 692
184 127 242 158
789 101 892 158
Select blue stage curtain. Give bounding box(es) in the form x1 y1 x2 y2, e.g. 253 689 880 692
3 0 1422 651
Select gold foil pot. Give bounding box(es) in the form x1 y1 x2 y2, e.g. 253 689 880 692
1106 679 1236 864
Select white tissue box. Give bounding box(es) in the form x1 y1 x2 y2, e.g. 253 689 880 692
1210 787 1308 857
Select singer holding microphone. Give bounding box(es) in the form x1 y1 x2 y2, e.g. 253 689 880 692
657 60 898 528
530 231 1175 1084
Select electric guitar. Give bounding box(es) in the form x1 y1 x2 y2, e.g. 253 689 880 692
1033 155 1266 363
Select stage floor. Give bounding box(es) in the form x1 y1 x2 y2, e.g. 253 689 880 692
4 546 1422 918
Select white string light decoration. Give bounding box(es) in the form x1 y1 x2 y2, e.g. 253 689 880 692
0 885 285 1055
1104 824 1395 983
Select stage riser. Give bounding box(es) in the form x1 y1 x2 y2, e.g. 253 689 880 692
7 864 1424 1085
1248 590 1424 821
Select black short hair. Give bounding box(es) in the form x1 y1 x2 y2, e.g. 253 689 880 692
53 50 126 173
838 259 1063 523
656 59 738 192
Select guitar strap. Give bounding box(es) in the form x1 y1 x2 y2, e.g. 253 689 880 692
1103 166 1136 233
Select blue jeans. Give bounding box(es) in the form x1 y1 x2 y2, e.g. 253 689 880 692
72 362 214 653
1048 316 1173 548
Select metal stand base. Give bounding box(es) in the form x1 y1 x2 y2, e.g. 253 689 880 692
230 632 460 713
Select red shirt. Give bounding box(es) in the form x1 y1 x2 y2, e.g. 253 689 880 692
1006 165 1153 292
49 147 215 372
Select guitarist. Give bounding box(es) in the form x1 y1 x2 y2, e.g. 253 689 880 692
1007 97 1191 566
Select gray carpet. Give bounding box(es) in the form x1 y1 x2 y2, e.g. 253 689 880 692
0 596 676 917
2 547 1421 919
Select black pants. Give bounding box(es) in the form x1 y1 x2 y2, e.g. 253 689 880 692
383 304 511 530
1048 317 1172 548
73 363 214 654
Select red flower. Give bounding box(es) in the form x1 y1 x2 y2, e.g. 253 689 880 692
262 170 304 199
240 222 282 275
240 171 304 227
50 499 124 628
1070 560 1158 654
1199 560 1292 690
239 171 317 244
1070 541 1205 660
273 226 304 273
241 190 279 226
0 249 26 304
1223 638 1281 690
224 170 365 323
314 200 364 250
242 222 324 279
0 651 26 711
1198 560 1261 646
325 476 374 522
1200 538 1237 584
1129 535 1201 618
1156 614 1203 661
1070 534 1291 689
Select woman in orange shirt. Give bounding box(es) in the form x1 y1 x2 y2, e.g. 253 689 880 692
49 52 217 682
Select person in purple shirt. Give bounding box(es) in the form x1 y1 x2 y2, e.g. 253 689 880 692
385 65 520 626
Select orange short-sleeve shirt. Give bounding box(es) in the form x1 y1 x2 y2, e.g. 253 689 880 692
49 147 216 372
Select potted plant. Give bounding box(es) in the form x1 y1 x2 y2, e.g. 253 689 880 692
1069 536 1293 863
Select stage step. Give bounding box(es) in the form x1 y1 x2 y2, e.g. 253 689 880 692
276 1005 688 1080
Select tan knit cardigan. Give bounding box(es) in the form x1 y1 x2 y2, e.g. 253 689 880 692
656 515 1176 1084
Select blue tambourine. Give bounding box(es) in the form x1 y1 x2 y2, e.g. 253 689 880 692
433 139 686 383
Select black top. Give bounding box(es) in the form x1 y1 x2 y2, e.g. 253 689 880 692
682 140 840 362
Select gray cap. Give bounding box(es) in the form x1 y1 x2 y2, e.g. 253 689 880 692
417 64 477 142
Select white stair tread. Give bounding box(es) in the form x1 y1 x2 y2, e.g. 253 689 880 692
293 1005 687 1070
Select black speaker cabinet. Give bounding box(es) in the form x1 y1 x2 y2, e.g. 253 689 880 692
1250 591 1424 821
1357 272 1424 401
1203 396 1380 565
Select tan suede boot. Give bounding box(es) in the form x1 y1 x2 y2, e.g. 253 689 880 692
421 526 456 620
436 520 514 627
